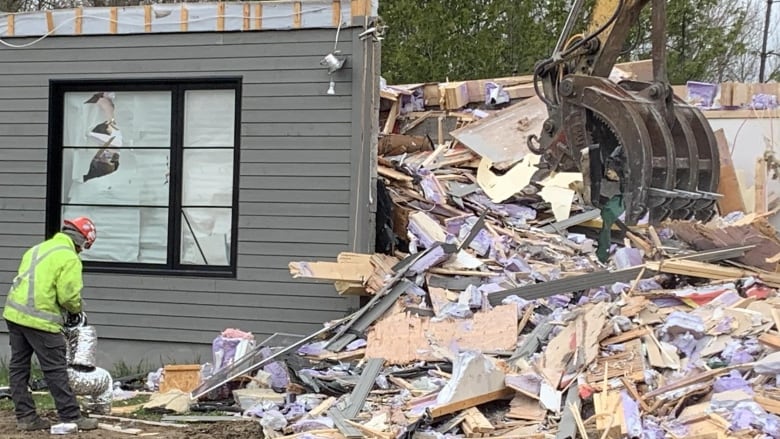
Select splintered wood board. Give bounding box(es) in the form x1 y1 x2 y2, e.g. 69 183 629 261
587 339 645 386
365 305 518 365
505 394 546 421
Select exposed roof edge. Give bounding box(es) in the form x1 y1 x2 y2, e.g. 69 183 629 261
0 0 372 40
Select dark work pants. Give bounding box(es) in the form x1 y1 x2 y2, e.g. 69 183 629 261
6 320 81 422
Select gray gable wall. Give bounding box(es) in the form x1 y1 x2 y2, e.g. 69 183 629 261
0 27 378 358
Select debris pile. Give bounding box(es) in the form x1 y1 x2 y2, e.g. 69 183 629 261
92 67 780 438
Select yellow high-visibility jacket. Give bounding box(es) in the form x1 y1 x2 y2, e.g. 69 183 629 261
3 233 84 333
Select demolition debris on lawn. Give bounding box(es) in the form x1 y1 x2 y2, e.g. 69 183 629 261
84 70 780 438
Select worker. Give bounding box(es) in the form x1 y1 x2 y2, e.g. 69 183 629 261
2 217 100 432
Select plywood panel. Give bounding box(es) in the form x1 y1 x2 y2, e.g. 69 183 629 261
365 305 518 364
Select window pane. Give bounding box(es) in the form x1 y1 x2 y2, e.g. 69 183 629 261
180 208 232 266
182 149 233 207
183 90 236 147
61 206 168 264
63 91 171 148
61 149 170 206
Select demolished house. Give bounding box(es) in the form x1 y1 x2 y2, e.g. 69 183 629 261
0 0 382 364
69 67 780 436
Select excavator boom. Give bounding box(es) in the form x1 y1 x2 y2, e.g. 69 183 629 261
530 0 720 226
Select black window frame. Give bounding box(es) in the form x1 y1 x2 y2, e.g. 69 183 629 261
45 77 242 278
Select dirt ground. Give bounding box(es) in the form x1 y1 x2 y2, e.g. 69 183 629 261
0 410 264 438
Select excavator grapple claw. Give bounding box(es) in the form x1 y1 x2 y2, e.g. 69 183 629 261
531 0 721 227
537 76 720 226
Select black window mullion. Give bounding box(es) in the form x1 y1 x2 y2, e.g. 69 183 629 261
170 85 186 270
47 77 241 277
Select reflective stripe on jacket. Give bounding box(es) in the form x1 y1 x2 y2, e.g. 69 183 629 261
3 233 84 333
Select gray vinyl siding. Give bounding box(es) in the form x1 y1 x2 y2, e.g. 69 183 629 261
0 28 376 346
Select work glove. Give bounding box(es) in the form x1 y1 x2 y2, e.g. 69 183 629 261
64 311 87 328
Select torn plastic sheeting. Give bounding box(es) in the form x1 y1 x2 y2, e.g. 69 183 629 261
726 400 780 438
259 409 288 431
659 311 706 338
434 302 473 320
458 285 483 309
614 247 644 270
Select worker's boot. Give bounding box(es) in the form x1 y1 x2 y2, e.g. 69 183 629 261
16 416 51 431
72 416 99 431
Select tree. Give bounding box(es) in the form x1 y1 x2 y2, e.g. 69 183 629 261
379 0 766 85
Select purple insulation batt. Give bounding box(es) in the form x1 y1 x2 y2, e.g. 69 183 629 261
620 390 643 438
408 245 449 274
614 247 644 269
659 311 705 337
418 169 446 205
260 347 290 389
713 370 753 394
212 336 242 370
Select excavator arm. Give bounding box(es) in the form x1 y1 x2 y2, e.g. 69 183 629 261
529 0 720 226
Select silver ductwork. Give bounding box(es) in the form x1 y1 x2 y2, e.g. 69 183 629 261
63 323 113 414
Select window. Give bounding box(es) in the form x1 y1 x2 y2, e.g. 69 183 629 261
46 78 241 277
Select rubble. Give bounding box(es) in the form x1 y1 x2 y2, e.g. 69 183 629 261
94 69 780 438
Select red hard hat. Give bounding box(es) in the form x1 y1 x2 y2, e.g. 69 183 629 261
63 216 97 249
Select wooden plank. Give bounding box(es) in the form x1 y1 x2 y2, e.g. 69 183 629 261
427 388 515 418
350 0 369 17
254 3 262 29
46 11 55 33
6 13 14 36
74 8 82 34
440 82 469 110
98 423 142 435
144 5 152 32
332 0 341 26
600 327 650 346
756 157 768 214
714 129 746 215
289 260 372 283
308 397 337 418
89 415 186 429
243 3 250 31
293 2 302 28
755 394 780 415
759 332 780 349
462 407 495 434
382 100 399 134
216 2 225 31
180 5 188 32
344 420 392 439
161 415 253 423
108 8 118 33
